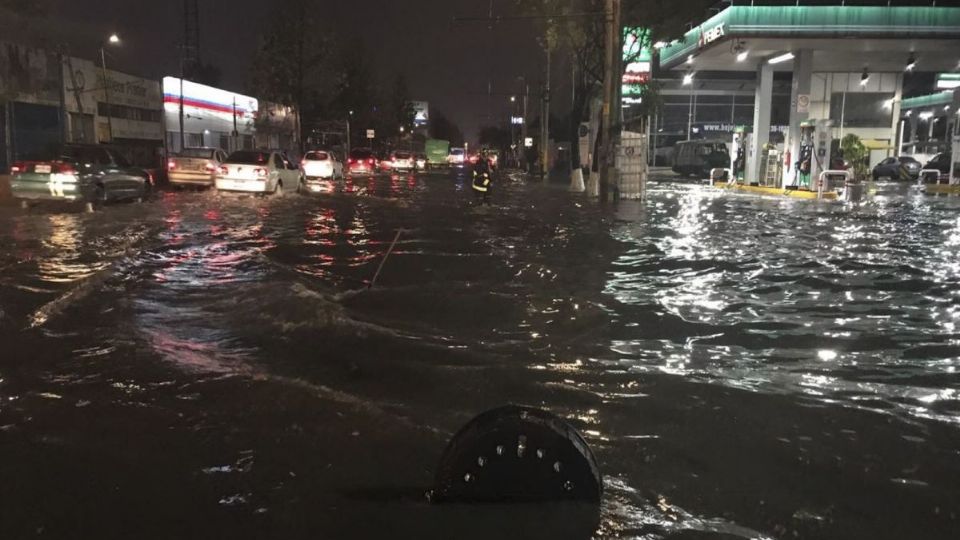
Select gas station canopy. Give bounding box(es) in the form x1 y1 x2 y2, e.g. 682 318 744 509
660 6 960 73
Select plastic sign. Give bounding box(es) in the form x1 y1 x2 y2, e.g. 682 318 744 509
524 137 534 148
366 129 376 139
511 116 525 126
937 73 960 90
698 23 725 49
622 28 652 97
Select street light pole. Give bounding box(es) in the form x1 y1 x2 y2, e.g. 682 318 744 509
99 33 121 144
100 46 113 143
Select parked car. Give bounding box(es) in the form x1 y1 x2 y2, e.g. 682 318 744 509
672 140 730 178
383 151 416 173
347 148 378 177
301 150 344 181
9 144 152 205
216 150 301 195
168 147 228 188
872 156 921 181
924 153 952 175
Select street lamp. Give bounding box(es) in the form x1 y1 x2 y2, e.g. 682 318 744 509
100 33 121 142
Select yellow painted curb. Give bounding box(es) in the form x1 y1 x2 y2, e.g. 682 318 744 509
715 183 838 201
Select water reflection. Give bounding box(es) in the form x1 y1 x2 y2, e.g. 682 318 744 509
605 186 960 425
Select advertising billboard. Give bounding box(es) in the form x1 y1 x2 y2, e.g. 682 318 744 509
410 101 429 128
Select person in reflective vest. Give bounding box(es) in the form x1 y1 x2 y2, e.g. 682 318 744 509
472 151 493 205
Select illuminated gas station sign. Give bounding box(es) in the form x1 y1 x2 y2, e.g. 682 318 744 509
622 28 652 98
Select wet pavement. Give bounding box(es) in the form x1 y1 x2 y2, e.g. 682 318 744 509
1 171 959 539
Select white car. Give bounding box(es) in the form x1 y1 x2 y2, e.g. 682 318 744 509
448 147 466 167
384 151 416 173
301 150 344 181
216 150 302 195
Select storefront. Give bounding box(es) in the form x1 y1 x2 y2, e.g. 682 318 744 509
162 77 257 155
0 42 63 171
63 57 163 168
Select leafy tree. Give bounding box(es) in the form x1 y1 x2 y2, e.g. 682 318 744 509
841 134 869 181
517 0 715 169
385 74 417 141
430 110 465 147
329 39 381 146
479 125 513 154
250 0 335 147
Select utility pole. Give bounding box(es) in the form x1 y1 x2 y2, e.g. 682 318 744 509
599 0 621 201
542 46 551 179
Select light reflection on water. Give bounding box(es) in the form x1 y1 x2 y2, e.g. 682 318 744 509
604 186 960 425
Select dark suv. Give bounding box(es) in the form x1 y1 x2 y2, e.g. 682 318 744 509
10 144 152 205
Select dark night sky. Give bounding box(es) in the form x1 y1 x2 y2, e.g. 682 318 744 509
32 0 550 143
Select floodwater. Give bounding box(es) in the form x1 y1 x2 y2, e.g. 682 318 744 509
1 173 958 539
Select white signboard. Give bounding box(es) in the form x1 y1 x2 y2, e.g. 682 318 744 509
366 129 376 139
66 58 163 141
524 137 534 148
410 101 429 127
162 77 258 138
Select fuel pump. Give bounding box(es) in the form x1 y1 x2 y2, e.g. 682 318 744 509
796 121 816 188
813 119 834 183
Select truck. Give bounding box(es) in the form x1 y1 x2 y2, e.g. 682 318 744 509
425 139 450 171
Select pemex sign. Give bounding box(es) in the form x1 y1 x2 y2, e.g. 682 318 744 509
622 28 652 98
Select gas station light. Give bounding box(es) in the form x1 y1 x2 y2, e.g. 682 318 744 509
768 52 794 65
687 55 695 65
860 68 870 86
683 72 695 86
906 53 917 71
737 51 749 62
654 41 667 49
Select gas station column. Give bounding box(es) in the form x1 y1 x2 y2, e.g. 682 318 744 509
747 61 774 183
786 50 813 185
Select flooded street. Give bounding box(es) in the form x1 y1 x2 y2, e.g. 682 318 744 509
1 173 959 539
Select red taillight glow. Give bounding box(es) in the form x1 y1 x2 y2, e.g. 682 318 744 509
254 167 267 178
168 160 177 171
57 163 77 174
10 164 22 174
219 166 229 176
205 163 216 172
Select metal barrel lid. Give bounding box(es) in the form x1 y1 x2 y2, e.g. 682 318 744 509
430 406 603 504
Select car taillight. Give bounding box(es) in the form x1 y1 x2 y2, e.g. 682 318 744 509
57 163 77 174
219 166 229 176
205 163 216 172
168 160 178 171
368 159 375 165
10 163 22 174
254 167 267 178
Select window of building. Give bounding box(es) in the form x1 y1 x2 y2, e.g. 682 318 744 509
830 92 894 128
